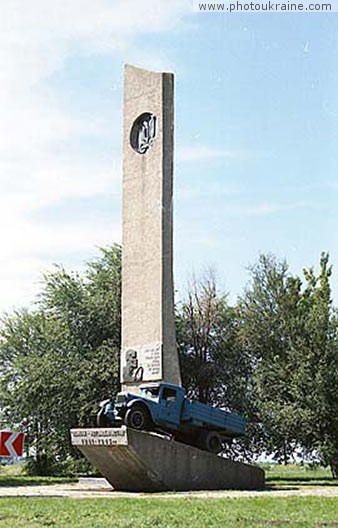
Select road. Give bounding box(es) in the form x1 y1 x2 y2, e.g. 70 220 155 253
0 479 338 499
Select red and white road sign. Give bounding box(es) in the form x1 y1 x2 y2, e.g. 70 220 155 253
0 431 24 457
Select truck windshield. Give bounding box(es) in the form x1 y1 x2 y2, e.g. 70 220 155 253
141 386 160 399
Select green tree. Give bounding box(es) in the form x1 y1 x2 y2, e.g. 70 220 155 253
238 252 338 472
238 254 305 463
176 273 251 448
0 245 121 473
298 254 338 477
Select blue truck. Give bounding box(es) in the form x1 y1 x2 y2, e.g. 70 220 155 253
98 382 246 454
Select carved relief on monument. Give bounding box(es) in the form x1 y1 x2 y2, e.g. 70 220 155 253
129 112 157 154
121 344 162 383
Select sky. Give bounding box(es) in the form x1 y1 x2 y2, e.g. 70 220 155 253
1 0 338 312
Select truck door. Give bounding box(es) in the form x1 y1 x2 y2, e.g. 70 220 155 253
158 387 181 427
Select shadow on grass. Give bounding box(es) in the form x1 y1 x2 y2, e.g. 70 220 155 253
0 476 77 488
267 476 338 487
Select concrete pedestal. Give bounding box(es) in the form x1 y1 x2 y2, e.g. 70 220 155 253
71 427 265 492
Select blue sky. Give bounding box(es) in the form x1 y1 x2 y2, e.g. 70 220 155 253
1 1 337 310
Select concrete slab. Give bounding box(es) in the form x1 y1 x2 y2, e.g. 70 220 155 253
71 427 265 492
78 477 110 488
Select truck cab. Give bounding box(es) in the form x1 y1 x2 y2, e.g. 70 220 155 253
141 383 185 429
98 383 186 432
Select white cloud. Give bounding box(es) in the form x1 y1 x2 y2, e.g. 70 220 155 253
0 1 190 84
0 0 191 312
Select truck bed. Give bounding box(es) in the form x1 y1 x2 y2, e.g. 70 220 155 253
181 400 246 436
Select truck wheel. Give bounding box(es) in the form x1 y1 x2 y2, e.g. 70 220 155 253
200 431 223 454
125 406 149 431
97 408 110 427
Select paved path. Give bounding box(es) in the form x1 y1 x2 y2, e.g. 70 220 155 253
0 480 338 499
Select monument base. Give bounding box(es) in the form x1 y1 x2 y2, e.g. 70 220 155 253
71 427 265 492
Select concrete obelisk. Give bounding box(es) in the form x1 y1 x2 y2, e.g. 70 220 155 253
71 65 265 492
121 65 181 392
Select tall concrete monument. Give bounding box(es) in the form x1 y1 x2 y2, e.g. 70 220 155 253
71 65 265 492
121 65 181 392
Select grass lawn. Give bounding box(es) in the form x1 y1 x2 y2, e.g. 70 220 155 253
0 465 77 487
0 475 77 487
265 464 338 488
0 496 338 528
0 464 337 527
